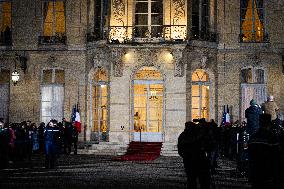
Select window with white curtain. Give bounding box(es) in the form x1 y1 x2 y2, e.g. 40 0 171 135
41 68 64 124
240 67 266 121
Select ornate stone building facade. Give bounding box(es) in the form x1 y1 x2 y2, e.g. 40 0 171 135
0 0 283 155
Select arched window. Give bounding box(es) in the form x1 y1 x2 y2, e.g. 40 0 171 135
191 69 210 120
0 69 10 122
240 67 266 121
91 68 109 142
132 66 163 142
41 68 65 124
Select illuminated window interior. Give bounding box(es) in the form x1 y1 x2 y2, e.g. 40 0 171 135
191 69 210 120
43 1 65 37
0 1 11 32
0 1 11 44
241 0 264 42
133 67 163 132
92 69 109 142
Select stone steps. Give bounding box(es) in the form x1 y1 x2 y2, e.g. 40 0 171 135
79 142 128 155
161 143 179 156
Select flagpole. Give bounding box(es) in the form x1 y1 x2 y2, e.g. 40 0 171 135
77 83 80 111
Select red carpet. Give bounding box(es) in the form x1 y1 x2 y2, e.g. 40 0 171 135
113 142 162 161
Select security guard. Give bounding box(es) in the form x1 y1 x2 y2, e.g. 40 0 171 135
44 120 61 169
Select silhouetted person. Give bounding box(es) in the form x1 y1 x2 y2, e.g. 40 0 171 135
245 99 262 136
0 123 11 169
63 119 73 154
248 114 281 189
178 121 212 189
38 122 45 154
262 95 280 125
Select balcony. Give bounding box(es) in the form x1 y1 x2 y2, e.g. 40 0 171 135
189 29 218 42
87 25 187 44
38 35 66 45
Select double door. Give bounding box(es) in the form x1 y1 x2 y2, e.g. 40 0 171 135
132 80 163 142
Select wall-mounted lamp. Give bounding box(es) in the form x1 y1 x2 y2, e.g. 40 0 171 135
11 61 19 85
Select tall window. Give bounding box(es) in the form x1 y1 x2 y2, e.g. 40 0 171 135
0 0 11 45
0 69 10 123
240 0 266 42
241 67 266 121
91 69 109 142
87 0 108 41
41 68 65 124
191 0 211 40
191 69 210 120
40 0 66 44
134 0 163 38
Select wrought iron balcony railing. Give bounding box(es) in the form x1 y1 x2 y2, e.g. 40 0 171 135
189 29 218 42
87 25 188 44
38 35 67 45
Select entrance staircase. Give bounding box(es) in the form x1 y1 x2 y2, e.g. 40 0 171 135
113 141 163 161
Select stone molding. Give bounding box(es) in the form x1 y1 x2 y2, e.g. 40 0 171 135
111 48 125 77
173 48 184 77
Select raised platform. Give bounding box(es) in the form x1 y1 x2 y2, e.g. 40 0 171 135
113 141 163 161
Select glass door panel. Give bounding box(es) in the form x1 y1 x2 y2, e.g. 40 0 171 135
191 84 210 120
133 82 163 133
92 83 109 142
201 85 210 119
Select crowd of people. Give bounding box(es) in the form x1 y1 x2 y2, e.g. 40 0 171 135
178 95 284 189
0 118 79 169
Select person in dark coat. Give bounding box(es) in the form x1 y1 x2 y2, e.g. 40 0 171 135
38 122 45 154
44 120 61 169
0 123 11 169
245 99 262 136
71 122 79 155
248 114 281 189
178 121 212 189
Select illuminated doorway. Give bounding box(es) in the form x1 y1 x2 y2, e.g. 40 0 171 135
132 67 164 142
90 69 109 142
191 69 210 120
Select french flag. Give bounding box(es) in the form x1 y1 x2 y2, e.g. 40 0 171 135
72 105 81 133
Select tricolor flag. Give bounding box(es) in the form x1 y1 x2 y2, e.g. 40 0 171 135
72 104 81 133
